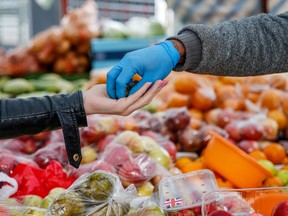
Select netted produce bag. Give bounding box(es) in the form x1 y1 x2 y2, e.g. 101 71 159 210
47 170 137 216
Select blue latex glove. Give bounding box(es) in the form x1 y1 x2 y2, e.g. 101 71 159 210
106 40 180 99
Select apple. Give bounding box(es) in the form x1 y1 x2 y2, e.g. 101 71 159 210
49 187 66 196
22 195 42 207
130 110 162 132
39 194 55 209
80 146 97 164
163 107 191 131
262 118 279 140
0 206 9 216
0 153 17 174
141 131 177 154
1 139 25 152
249 213 264 216
225 123 241 141
178 127 202 152
22 139 39 154
97 134 116 152
160 126 178 143
237 140 259 153
208 210 232 216
101 144 132 168
33 142 68 168
258 160 278 175
240 123 264 141
276 170 288 185
139 136 158 152
148 147 171 168
118 159 146 187
23 209 46 216
31 131 51 141
113 131 145 152
217 109 236 127
272 200 288 216
137 182 154 196
205 109 221 125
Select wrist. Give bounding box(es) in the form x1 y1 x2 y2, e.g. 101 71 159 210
170 39 186 63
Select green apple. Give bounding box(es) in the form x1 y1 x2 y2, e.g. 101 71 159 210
49 187 66 196
137 182 154 197
276 170 288 185
148 147 171 168
23 208 46 216
114 131 145 152
81 146 97 164
258 159 277 175
39 195 55 209
22 195 42 207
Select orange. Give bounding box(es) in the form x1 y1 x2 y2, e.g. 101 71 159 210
246 76 269 85
269 74 287 90
247 92 260 103
258 89 283 110
166 92 190 108
189 108 203 120
190 88 215 111
216 85 238 102
221 98 244 111
189 118 203 130
249 150 267 160
181 161 203 173
282 93 288 116
194 156 207 168
263 176 284 187
268 109 287 130
133 74 142 81
263 143 286 164
175 157 192 169
174 73 198 94
219 76 245 85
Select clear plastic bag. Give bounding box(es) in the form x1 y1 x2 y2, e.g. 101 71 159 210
47 171 137 216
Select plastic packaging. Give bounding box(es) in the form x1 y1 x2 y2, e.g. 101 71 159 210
47 170 137 216
202 187 288 216
158 169 218 215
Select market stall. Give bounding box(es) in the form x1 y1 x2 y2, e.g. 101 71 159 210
0 1 288 216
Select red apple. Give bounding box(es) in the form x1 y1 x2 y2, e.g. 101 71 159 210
130 110 162 132
22 139 40 154
97 134 116 152
160 126 178 143
163 107 191 131
141 131 177 160
1 139 25 152
101 144 132 168
208 210 232 216
272 200 288 216
118 158 146 187
225 123 241 141
0 153 17 174
31 131 51 141
33 142 68 168
217 109 236 127
240 124 264 141
237 140 259 153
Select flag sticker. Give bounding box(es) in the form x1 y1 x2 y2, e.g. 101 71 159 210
163 197 183 208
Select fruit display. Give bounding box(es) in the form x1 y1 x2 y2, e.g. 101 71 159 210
0 0 100 76
2 65 288 215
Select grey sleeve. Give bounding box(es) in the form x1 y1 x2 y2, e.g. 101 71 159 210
170 11 288 76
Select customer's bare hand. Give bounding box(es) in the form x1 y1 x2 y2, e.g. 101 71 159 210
83 80 167 116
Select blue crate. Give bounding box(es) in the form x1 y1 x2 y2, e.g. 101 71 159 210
90 36 164 69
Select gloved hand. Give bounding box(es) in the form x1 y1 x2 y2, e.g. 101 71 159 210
106 40 180 99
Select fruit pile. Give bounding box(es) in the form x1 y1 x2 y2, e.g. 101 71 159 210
1 71 288 215
0 0 100 76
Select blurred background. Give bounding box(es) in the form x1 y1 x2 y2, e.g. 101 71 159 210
0 0 287 81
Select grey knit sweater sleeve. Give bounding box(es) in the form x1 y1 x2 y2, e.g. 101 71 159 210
170 12 288 76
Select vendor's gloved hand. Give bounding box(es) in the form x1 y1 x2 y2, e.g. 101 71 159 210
106 40 180 99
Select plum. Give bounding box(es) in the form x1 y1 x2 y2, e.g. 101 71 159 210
163 107 191 131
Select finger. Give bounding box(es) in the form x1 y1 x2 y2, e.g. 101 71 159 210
128 75 156 96
126 80 165 113
106 65 122 99
115 66 138 99
124 81 152 105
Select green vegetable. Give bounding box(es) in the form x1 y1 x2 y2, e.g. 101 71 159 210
2 78 34 94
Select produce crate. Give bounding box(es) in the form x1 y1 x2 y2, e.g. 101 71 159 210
90 36 164 69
